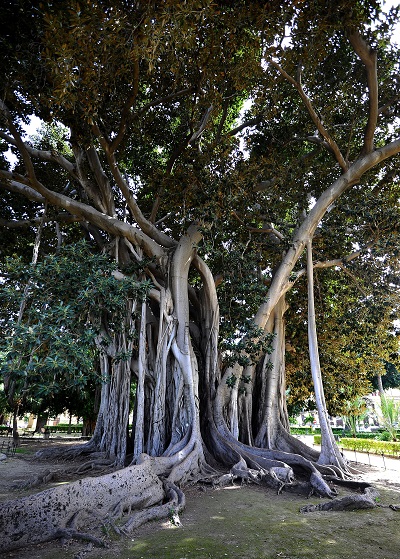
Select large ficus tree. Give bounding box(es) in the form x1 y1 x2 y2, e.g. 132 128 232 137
1 0 400 551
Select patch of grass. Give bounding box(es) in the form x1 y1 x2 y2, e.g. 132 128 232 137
95 485 400 559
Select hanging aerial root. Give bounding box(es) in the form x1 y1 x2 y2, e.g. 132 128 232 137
121 480 186 533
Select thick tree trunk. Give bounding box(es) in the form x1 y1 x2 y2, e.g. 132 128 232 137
254 295 289 449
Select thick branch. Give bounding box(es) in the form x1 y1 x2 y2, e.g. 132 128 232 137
2 171 165 259
349 31 378 154
0 175 45 202
86 146 116 216
269 61 348 171
0 130 79 179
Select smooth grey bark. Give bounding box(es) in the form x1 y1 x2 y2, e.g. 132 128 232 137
1 48 400 546
133 300 147 459
254 295 289 449
306 239 347 469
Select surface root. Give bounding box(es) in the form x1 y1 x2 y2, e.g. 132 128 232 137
121 480 185 533
53 528 107 547
301 486 379 512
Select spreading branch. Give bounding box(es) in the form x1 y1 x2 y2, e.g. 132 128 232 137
290 239 378 297
269 60 349 171
0 214 79 228
0 130 79 180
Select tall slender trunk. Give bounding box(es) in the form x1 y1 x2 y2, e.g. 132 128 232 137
133 300 147 459
307 239 346 468
376 374 385 398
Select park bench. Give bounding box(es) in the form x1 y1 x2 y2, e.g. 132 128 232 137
0 439 17 457
21 429 35 437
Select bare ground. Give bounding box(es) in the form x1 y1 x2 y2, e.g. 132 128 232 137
0 437 399 559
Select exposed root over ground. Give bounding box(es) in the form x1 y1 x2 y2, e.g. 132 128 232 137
0 457 165 552
1 438 399 554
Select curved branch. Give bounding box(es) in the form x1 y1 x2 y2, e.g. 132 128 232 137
254 138 400 329
2 171 166 259
0 130 79 179
92 126 177 248
86 146 116 216
0 175 45 202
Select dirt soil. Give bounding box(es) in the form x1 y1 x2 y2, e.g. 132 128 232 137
0 438 399 559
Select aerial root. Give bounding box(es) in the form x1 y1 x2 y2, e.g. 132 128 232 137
14 468 57 489
316 464 352 479
121 480 185 534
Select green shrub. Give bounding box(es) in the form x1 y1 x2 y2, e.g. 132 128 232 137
313 435 400 457
290 427 343 435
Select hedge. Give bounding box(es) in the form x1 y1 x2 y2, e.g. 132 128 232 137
313 435 400 457
46 424 83 434
340 437 400 457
